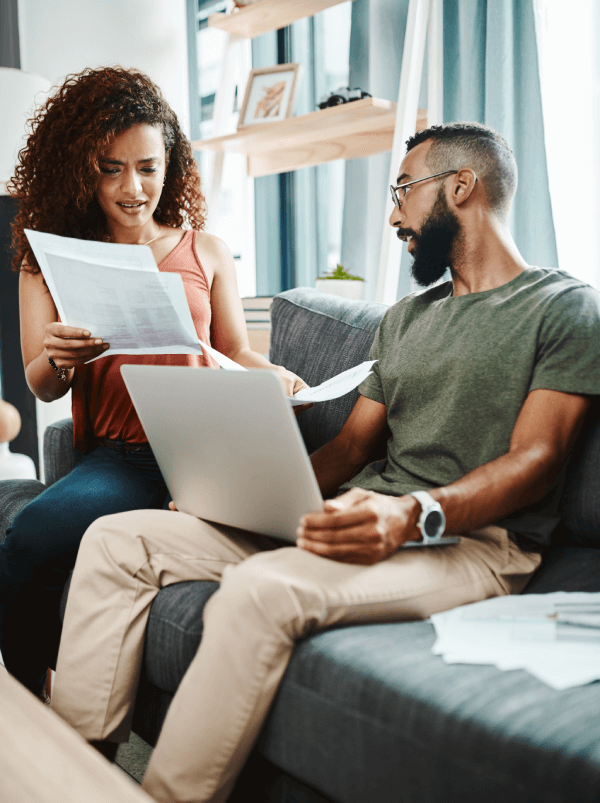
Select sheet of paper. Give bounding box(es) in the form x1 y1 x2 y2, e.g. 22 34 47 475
430 593 600 690
290 360 377 406
25 230 203 358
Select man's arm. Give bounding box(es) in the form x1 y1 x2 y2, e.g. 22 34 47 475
298 389 591 564
310 395 389 498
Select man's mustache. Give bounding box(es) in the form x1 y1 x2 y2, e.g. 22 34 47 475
395 227 417 242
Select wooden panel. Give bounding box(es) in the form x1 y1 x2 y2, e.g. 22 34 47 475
0 666 152 803
192 102 427 178
208 0 356 40
247 129 395 177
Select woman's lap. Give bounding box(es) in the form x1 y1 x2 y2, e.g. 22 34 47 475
2 446 167 566
0 446 167 692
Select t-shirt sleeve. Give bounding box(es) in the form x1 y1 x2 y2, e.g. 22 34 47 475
531 286 600 395
358 314 387 404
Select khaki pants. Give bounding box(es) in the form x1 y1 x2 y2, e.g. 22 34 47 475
51 510 541 803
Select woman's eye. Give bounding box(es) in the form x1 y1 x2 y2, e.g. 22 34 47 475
100 167 119 175
141 168 158 174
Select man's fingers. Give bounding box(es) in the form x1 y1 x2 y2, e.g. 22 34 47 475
168 500 178 512
298 521 382 544
301 505 377 532
298 538 385 565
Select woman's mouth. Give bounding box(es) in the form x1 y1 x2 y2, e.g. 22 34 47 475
117 201 146 213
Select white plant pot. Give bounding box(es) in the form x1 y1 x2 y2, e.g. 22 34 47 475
315 279 365 300
0 442 36 480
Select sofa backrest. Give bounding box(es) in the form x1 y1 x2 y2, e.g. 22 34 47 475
269 287 388 454
41 287 600 548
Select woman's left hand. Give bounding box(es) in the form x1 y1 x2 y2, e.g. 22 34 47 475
275 367 313 416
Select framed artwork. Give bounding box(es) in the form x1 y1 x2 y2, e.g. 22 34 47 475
237 64 301 129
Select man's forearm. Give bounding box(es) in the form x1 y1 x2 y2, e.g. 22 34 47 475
310 437 367 499
430 445 560 535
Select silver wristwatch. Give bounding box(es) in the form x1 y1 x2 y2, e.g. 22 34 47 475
408 490 446 543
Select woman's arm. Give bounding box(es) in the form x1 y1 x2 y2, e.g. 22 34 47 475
20 268 108 402
197 232 308 397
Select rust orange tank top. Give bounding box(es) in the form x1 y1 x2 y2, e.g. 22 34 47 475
72 230 217 450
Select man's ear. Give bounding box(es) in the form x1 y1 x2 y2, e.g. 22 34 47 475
450 168 478 207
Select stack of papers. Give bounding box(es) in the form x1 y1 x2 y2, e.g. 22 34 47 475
25 230 375 405
431 592 600 690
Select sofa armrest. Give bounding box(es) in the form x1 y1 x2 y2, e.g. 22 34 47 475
0 479 47 543
43 418 77 487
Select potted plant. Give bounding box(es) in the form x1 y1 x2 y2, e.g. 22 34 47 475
315 264 365 300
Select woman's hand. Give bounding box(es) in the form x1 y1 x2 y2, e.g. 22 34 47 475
44 322 109 370
275 366 313 416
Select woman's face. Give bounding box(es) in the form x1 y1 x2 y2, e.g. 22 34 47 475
95 123 167 234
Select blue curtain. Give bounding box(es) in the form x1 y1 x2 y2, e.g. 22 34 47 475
341 0 558 302
444 0 558 269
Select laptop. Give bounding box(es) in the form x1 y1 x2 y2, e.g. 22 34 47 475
120 365 460 547
121 365 322 541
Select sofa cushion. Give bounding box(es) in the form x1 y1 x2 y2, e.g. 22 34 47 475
43 417 77 487
270 288 387 454
523 546 600 594
0 479 47 544
257 621 600 803
560 417 600 545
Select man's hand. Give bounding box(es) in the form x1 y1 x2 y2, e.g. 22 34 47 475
297 488 422 565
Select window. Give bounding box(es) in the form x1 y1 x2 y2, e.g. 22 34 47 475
535 0 600 287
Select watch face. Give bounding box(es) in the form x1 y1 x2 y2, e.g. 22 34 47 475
424 510 444 538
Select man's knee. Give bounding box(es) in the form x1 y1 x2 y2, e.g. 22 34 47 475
211 548 325 640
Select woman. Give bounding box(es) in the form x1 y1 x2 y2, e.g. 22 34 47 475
0 66 307 697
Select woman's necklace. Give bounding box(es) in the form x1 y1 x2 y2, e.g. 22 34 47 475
105 227 161 246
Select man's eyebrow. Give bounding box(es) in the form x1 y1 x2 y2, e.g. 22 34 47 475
396 172 410 184
99 156 159 164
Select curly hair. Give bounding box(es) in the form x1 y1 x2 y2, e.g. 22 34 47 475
405 123 517 218
8 66 206 272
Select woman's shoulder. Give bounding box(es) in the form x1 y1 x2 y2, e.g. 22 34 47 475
194 230 232 260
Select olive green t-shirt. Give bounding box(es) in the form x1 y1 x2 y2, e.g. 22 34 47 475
342 268 600 549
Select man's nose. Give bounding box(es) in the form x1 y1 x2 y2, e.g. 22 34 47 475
389 203 402 227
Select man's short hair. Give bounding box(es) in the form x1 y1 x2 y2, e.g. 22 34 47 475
405 123 517 217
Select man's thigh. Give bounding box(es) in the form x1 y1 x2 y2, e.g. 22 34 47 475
227 525 541 629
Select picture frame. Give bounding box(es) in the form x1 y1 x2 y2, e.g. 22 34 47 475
237 63 301 129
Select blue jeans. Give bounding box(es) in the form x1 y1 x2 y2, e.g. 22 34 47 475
0 445 169 694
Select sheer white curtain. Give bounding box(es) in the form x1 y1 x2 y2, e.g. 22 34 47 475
534 0 600 287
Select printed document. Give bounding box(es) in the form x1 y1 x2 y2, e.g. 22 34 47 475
431 592 600 690
25 230 376 404
25 230 203 358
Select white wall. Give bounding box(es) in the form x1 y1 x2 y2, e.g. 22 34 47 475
17 0 190 135
16 0 191 478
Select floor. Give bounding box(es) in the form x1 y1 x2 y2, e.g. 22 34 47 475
115 733 153 784
0 653 152 785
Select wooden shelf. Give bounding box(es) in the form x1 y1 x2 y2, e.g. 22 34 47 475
208 0 356 39
192 98 427 178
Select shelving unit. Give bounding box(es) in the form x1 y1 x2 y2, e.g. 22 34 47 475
193 98 427 178
208 0 355 40
197 0 442 304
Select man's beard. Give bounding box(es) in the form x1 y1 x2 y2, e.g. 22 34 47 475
398 190 461 288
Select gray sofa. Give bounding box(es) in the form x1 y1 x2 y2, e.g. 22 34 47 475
2 286 600 803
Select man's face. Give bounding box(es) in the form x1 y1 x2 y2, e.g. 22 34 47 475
390 141 461 287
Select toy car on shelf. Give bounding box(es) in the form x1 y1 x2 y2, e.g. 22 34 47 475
318 87 372 110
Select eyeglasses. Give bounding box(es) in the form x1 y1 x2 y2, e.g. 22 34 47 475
389 170 458 208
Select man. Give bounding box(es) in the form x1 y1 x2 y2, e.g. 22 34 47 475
51 123 600 803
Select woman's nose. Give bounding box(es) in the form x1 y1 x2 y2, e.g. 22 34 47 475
121 168 142 195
